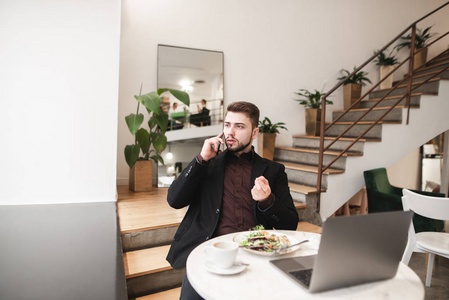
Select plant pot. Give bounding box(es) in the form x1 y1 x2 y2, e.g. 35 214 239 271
414 47 428 70
129 160 154 192
305 108 321 136
379 65 395 90
257 133 276 160
343 83 362 110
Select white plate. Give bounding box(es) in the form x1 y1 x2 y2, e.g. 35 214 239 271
233 230 301 256
204 261 246 275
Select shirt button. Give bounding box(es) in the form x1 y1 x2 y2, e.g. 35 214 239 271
205 236 210 240
216 209 220 214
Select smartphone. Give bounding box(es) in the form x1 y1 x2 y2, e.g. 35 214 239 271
216 132 224 155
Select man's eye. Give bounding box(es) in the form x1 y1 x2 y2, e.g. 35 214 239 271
238 125 244 129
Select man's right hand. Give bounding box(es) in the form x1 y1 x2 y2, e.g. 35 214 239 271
199 132 224 162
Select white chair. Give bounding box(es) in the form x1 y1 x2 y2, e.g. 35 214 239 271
401 188 449 287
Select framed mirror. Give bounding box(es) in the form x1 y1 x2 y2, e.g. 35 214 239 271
157 45 224 132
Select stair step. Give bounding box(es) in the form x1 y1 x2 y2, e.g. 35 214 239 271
124 245 186 298
324 122 383 140
124 245 172 279
289 182 320 195
136 287 182 300
292 135 379 142
279 161 343 175
277 146 362 156
410 69 449 84
413 67 449 80
117 186 185 233
118 186 186 251
331 120 401 125
332 106 402 123
275 147 347 170
413 59 449 77
359 93 425 108
369 79 439 99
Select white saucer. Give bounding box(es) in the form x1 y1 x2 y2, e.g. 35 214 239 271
204 261 246 275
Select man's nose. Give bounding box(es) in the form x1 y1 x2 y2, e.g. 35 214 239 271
226 127 235 137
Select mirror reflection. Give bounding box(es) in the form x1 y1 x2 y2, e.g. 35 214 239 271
157 45 224 131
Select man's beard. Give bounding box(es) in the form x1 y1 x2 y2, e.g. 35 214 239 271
225 136 253 153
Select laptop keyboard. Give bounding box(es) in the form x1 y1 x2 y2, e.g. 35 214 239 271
289 269 313 287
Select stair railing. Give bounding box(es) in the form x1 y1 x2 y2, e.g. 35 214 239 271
316 1 449 213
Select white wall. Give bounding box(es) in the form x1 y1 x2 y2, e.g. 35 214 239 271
0 0 121 205
117 0 449 184
388 148 421 189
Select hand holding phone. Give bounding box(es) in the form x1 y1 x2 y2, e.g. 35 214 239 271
200 132 224 161
215 132 224 155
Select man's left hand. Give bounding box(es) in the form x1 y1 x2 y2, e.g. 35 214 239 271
251 176 271 201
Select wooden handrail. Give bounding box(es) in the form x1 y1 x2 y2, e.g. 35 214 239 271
316 1 449 213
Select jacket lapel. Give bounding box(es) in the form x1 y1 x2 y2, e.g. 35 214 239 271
251 153 267 184
210 150 227 206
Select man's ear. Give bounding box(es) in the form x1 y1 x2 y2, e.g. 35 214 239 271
252 127 259 140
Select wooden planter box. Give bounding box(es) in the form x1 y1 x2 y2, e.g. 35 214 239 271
305 108 321 136
129 160 154 192
343 83 362 110
380 65 395 90
257 133 276 160
414 47 428 70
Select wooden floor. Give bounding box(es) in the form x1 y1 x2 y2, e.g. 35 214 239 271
117 185 308 234
117 186 186 233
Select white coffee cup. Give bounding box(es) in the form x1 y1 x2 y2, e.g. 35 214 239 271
204 241 238 269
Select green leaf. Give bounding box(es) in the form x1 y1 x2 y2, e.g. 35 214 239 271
151 132 167 153
154 111 168 134
150 153 165 165
124 144 140 168
135 92 161 114
148 116 157 130
136 128 150 156
158 88 191 106
125 113 144 135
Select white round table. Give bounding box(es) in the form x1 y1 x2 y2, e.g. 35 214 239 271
186 230 424 300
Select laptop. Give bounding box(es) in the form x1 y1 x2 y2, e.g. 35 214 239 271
269 211 413 293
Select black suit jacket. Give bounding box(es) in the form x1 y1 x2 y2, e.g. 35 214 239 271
166 150 299 269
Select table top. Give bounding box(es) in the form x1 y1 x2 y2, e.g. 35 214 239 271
187 230 424 300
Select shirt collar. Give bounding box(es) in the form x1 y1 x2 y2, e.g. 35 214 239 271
227 146 255 162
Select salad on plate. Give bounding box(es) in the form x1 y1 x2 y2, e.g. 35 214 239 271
235 226 298 255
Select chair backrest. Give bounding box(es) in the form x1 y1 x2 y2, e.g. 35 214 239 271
402 189 449 221
364 168 394 194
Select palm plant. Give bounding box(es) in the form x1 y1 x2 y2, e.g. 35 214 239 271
124 87 190 168
258 117 287 134
294 89 333 109
373 48 399 66
397 26 436 50
338 67 372 86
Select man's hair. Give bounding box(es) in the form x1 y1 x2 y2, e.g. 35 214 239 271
226 101 260 129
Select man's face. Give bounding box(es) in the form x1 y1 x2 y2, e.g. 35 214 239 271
223 111 259 156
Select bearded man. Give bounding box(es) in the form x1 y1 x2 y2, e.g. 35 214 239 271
166 101 299 299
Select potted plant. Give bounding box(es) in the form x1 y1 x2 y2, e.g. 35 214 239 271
125 87 190 191
257 117 287 160
397 26 436 70
373 48 399 90
337 67 372 110
294 88 333 136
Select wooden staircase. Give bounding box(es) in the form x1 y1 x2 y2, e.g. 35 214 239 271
117 185 313 299
274 49 449 224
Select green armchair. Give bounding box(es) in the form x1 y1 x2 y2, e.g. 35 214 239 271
363 168 444 233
